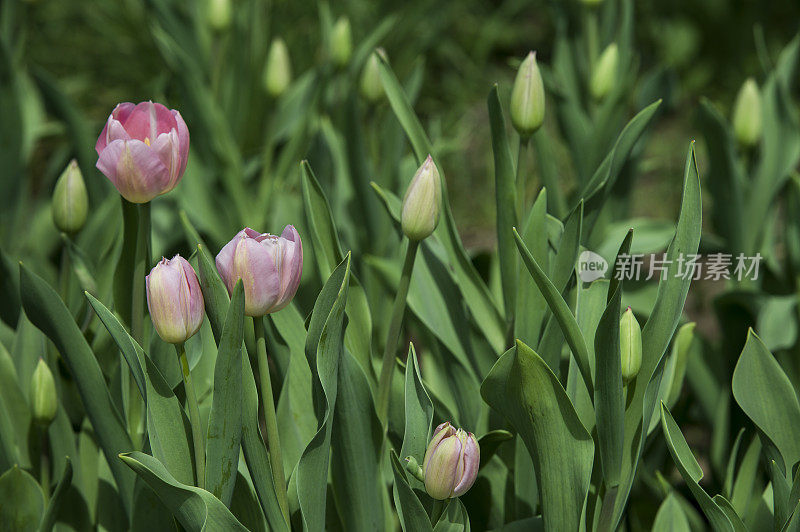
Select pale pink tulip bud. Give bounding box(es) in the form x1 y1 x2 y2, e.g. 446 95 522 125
215 226 303 317
95 101 190 203
146 255 204 344
423 422 480 500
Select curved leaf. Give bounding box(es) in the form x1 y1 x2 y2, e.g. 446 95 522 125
481 341 593 531
120 452 248 531
0 466 43 532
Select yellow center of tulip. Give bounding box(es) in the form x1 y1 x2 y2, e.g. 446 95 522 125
144 137 151 146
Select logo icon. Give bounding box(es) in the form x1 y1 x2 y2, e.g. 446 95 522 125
578 250 608 282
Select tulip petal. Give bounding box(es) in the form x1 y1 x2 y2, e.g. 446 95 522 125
172 110 190 178
233 237 281 316
147 259 188 344
96 139 170 203
216 229 250 294
152 130 182 190
122 102 178 143
272 225 303 312
452 433 480 496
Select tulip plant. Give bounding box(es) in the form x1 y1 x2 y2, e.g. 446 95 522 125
2 0 800 531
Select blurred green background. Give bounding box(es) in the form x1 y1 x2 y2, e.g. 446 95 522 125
10 0 799 237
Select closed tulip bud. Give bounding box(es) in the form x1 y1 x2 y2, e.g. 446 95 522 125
402 155 441 241
206 0 232 32
510 51 546 138
52 159 88 234
264 38 292 97
620 307 642 382
215 226 303 316
31 358 57 426
146 255 205 344
423 422 480 500
95 101 190 204
590 43 619 100
732 78 762 147
360 50 384 103
330 17 353 68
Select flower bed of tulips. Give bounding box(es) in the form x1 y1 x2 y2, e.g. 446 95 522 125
2 0 800 531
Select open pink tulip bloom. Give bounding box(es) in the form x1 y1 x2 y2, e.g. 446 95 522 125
95 101 190 203
215 226 303 317
146 255 204 344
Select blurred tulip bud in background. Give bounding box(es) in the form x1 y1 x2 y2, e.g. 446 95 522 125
620 307 642 382
31 358 57 426
581 0 604 6
590 43 619 100
206 0 232 32
360 50 385 103
510 51 546 138
52 159 88 234
423 422 480 500
330 17 353 68
146 256 205 344
264 38 292 97
402 155 441 241
95 101 190 203
215 226 303 316
732 78 762 147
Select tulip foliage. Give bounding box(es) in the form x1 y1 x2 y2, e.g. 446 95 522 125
2 0 800 531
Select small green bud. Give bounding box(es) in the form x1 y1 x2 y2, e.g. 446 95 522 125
510 51 546 138
620 307 642 382
360 50 384 103
732 78 762 147
31 358 57 426
52 159 88 234
330 17 353 68
264 38 292 97
402 155 441 241
206 0 232 32
404 456 424 482
590 43 619 100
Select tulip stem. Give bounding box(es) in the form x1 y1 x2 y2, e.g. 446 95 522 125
254 317 290 522
377 239 419 425
128 201 150 448
178 343 205 489
516 136 529 222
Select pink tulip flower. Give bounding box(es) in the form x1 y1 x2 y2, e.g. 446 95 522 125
423 422 480 500
95 101 190 203
215 226 303 317
146 255 204 344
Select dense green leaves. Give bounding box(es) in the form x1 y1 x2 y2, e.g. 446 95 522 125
481 341 594 531
0 466 43 532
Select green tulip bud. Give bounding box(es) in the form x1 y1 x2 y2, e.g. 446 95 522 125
206 0 232 32
404 456 425 482
330 17 353 68
590 43 619 100
31 358 57 426
52 159 88 234
360 50 384 103
510 51 546 138
402 155 441 241
732 78 762 147
620 307 642 382
264 38 292 97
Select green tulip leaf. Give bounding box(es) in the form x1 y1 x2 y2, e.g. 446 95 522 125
205 281 245 505
660 403 744 531
732 329 800 473
0 466 44 532
39 458 73 532
652 494 691 532
514 227 594 396
390 451 433 532
120 451 248 531
20 264 135 515
481 341 593 531
400 343 434 472
296 254 351 531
